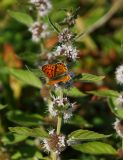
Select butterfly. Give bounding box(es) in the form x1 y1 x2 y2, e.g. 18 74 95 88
42 62 71 85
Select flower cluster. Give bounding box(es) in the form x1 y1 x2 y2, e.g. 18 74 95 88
58 28 74 43
49 96 75 121
53 27 78 61
29 0 52 42
55 44 78 61
43 130 66 154
114 65 123 139
29 22 50 42
30 0 52 17
47 11 78 61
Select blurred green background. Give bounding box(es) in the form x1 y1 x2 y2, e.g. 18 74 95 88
0 0 123 159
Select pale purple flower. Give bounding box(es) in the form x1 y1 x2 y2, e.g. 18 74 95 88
43 130 66 154
30 0 52 17
58 28 74 43
55 44 78 61
29 22 50 42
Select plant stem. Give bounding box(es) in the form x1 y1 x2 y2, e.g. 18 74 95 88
57 116 62 135
51 151 57 160
52 116 62 160
52 89 63 160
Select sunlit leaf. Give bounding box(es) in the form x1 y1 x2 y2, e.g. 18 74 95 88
72 142 117 155
68 129 111 141
9 127 48 139
88 90 119 98
65 87 86 97
9 68 42 89
78 73 104 83
1 133 27 145
0 104 7 110
8 11 33 26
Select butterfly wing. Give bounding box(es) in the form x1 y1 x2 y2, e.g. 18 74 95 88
42 64 55 79
48 75 71 85
42 63 70 85
55 63 68 77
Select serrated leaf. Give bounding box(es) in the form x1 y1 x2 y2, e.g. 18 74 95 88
79 73 104 83
65 87 86 97
72 142 117 155
1 133 27 145
9 11 33 26
9 68 42 89
68 129 110 142
6 110 43 126
0 104 7 110
9 127 48 139
88 90 119 98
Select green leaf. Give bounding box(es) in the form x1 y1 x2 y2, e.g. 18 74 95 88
9 127 48 139
88 90 119 98
72 142 117 155
68 129 110 141
108 98 123 119
64 87 86 97
0 104 7 110
8 11 33 26
1 133 27 145
48 16 60 33
6 110 43 126
79 73 104 83
9 68 42 89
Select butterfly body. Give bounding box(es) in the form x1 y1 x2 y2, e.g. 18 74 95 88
42 62 71 85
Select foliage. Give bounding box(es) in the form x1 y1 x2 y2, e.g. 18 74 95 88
0 0 123 160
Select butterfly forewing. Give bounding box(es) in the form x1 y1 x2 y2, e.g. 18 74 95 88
42 64 55 79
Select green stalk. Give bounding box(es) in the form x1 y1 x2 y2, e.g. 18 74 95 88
57 116 62 135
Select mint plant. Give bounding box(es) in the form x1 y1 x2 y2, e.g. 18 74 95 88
1 0 123 160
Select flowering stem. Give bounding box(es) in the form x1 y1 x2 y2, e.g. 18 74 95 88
51 116 62 160
51 151 57 160
57 116 62 135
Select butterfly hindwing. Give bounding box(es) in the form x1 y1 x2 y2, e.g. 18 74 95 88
48 75 71 85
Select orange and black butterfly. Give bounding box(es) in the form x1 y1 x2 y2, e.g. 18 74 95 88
42 62 71 85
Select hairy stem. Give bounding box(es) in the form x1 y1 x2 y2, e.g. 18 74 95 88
76 0 123 39
57 116 62 135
